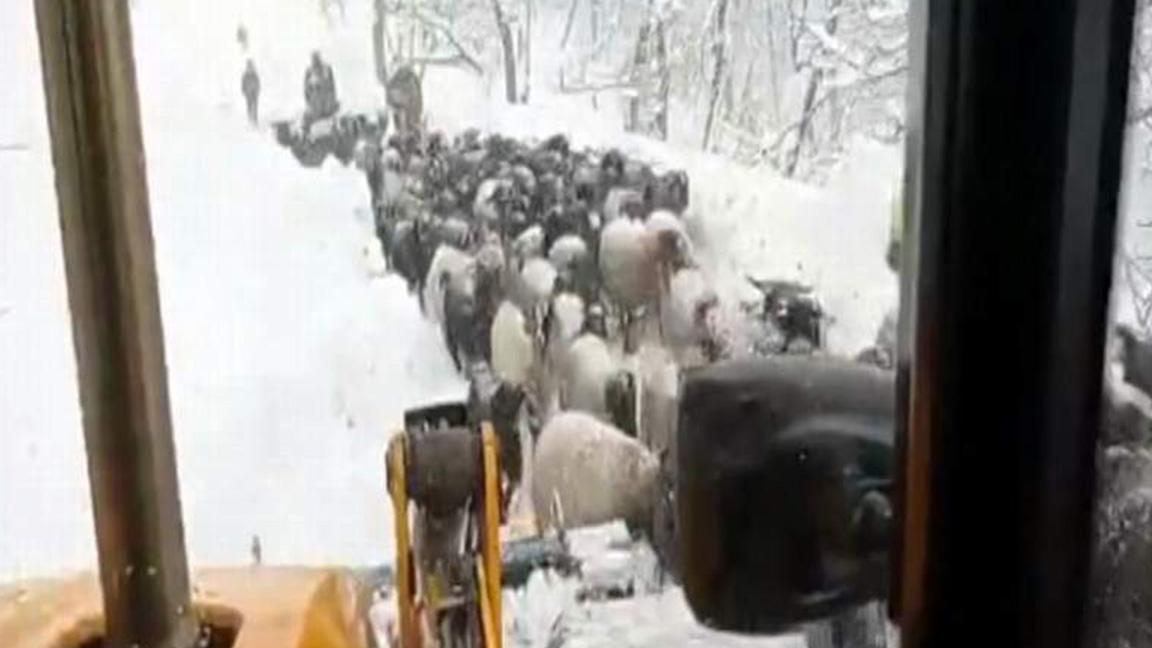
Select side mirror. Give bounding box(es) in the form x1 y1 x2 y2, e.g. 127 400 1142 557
675 357 895 634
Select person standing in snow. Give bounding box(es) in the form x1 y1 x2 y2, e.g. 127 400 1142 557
386 66 423 138
304 53 322 113
250 534 262 566
241 59 261 125
303 51 339 124
236 24 249 52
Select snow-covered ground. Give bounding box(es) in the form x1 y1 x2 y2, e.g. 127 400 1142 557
0 0 910 645
2 0 465 581
1 0 88 583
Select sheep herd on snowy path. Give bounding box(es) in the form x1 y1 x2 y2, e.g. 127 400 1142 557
336 126 1152 642
353 128 829 539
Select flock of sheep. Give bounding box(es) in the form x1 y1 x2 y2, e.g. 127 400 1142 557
357 128 825 541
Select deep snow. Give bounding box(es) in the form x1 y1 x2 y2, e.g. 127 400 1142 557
1 0 88 583
2 0 466 581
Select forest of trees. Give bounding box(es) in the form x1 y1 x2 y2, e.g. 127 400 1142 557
334 0 1152 186
358 0 906 182
349 0 1152 186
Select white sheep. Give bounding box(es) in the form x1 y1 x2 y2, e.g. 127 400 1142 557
599 218 659 312
559 333 619 421
635 342 681 460
547 234 589 273
512 224 546 267
473 177 511 228
531 411 659 532
645 209 694 267
422 244 475 325
603 187 645 224
517 257 558 315
491 300 535 387
659 267 721 358
546 293 585 364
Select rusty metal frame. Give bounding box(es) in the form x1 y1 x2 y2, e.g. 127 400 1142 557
33 2 196 647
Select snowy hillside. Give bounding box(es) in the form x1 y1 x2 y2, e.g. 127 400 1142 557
2 0 466 581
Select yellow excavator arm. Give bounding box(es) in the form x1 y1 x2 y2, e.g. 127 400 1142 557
386 417 503 648
0 567 372 648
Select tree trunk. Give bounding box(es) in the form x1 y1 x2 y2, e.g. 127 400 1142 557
785 67 823 176
491 0 519 103
723 64 736 118
630 1 669 140
764 0 782 122
523 0 533 103
701 0 731 150
561 0 580 49
408 0 417 60
655 16 669 140
373 0 389 87
784 0 841 177
591 0 601 46
628 16 650 134
738 59 757 130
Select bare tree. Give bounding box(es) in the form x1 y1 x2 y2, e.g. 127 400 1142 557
374 0 390 87
561 0 581 48
367 0 911 181
392 2 486 74
1116 2 1152 337
1125 0 1152 174
522 0 534 103
702 0 732 150
408 0 417 59
653 11 670 139
591 0 601 45
627 1 671 139
491 0 519 103
784 0 841 176
732 0 908 179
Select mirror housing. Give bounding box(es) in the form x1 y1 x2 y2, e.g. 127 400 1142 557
675 357 895 634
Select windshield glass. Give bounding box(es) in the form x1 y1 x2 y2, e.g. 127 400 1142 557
2 1 905 646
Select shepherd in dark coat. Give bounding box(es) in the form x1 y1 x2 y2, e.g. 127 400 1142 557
241 59 261 125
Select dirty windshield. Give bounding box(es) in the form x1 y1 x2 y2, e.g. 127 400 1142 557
2 0 905 647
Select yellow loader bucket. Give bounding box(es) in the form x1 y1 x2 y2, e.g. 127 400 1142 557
0 567 372 648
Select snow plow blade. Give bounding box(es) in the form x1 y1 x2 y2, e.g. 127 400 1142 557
0 567 373 648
